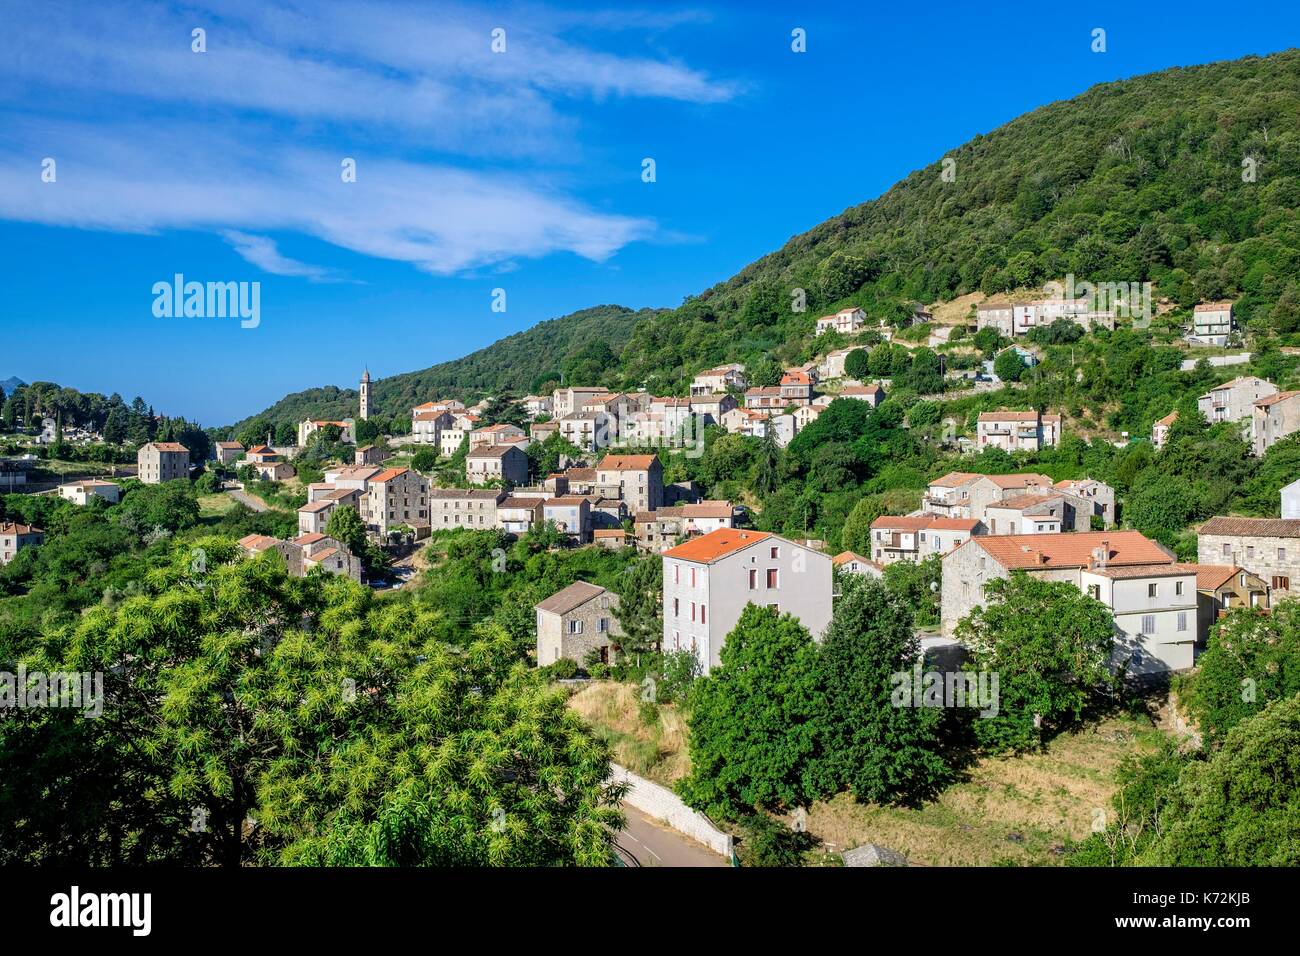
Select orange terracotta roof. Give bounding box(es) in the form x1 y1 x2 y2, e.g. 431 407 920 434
971 531 1171 571
1171 563 1242 591
597 454 659 471
832 550 871 566
293 533 328 546
0 522 41 535
371 467 410 482
148 442 189 452
930 471 980 488
1199 516 1300 537
1194 301 1234 311
662 527 773 563
978 411 1039 422
1155 411 1178 428
1254 390 1300 408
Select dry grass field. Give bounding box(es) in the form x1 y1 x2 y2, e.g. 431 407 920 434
571 676 1171 866
567 680 691 787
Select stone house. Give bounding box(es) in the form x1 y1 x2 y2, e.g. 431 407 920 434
1252 390 1300 456
1192 301 1234 345
497 496 545 535
535 580 623 666
940 531 1194 672
466 443 528 486
430 488 506 530
1197 516 1300 599
363 467 429 535
1197 376 1276 427
137 441 190 484
1181 563 1269 638
214 441 244 465
814 307 867 336
542 496 591 544
975 411 1061 452
596 453 663 514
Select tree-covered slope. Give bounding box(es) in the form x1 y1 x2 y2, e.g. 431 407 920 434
227 304 660 432
235 50 1300 428
615 50 1300 390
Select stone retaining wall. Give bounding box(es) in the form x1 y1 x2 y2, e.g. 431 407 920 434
610 763 733 858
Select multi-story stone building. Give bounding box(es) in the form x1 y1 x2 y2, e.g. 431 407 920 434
297 418 356 447
634 501 735 553
814 307 867 336
690 363 747 396
941 530 1194 672
362 467 429 535
1197 376 1276 427
983 494 1065 535
542 496 591 544
976 411 1061 452
1192 301 1234 345
535 581 623 666
662 528 833 673
497 496 545 535
595 453 663 514
466 443 529 486
976 300 1014 337
429 488 506 529
1197 516 1300 599
552 386 609 419
1182 563 1269 637
214 441 244 465
1252 390 1300 456
137 441 190 484
869 515 983 563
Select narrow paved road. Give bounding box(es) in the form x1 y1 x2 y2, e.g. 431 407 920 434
225 488 269 512
617 806 730 868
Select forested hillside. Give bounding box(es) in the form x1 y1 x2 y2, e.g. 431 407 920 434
235 51 1299 424
226 304 659 432
615 51 1300 389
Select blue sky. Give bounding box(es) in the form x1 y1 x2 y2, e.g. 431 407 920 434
1 1 1297 426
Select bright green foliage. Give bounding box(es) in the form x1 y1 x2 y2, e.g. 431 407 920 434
679 605 820 819
1184 603 1300 746
992 348 1025 383
806 577 950 804
0 538 623 867
1144 696 1300 866
956 573 1117 752
611 555 662 658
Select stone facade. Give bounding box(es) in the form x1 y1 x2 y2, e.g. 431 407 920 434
137 441 189 484
1197 517 1300 598
430 488 505 530
535 581 623 666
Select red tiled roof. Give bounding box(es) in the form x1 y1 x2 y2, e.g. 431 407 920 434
978 411 1039 422
1199 516 1300 538
662 528 773 563
597 454 658 471
0 522 41 535
1171 563 1242 591
1254 390 1300 408
971 531 1171 571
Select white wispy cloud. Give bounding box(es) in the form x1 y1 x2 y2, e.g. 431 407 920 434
0 0 735 275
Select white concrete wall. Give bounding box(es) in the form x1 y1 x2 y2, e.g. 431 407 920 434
610 763 732 858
